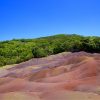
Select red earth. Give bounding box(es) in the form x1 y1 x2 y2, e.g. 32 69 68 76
0 52 100 100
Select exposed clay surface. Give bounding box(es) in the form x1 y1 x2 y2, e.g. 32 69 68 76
0 52 100 100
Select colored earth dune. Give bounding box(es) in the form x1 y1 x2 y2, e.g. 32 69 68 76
0 52 100 100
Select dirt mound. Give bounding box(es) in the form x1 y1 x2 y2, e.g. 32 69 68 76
0 52 100 100
0 92 40 100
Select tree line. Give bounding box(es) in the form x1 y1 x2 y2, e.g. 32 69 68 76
0 34 100 67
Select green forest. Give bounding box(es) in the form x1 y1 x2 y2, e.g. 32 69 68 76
0 34 100 67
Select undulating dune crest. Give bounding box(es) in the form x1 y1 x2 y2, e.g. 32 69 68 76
0 52 100 100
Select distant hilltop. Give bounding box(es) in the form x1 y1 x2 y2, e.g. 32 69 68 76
0 34 100 67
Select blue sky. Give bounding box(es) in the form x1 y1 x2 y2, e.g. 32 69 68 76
0 0 100 41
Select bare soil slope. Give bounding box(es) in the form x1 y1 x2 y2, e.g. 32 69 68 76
0 52 100 100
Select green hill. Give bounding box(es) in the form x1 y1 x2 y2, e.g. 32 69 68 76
0 34 100 67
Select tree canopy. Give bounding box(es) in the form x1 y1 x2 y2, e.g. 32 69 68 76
0 34 100 67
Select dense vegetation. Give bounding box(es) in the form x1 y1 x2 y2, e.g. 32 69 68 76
0 34 100 67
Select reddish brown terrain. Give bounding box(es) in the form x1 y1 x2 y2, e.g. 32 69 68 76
0 52 100 100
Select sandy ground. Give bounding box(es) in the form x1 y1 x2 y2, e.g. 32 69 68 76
0 52 100 100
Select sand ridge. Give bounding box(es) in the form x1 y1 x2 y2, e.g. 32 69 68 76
0 52 100 100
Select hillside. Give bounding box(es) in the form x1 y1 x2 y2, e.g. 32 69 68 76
0 34 100 67
0 52 100 100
